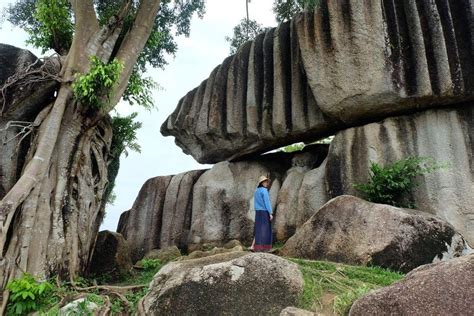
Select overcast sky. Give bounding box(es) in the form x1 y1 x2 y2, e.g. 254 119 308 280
0 1 277 231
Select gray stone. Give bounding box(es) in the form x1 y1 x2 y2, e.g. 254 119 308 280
279 196 467 273
349 254 474 316
185 245 244 260
143 246 181 263
161 1 474 163
0 44 59 199
88 231 132 280
280 306 315 316
117 176 173 262
326 105 474 246
138 252 304 315
117 170 204 262
274 151 323 241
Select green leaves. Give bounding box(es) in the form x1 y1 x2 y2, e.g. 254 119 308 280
25 0 73 53
225 18 266 54
354 157 448 208
72 56 124 109
123 69 159 110
6 273 56 315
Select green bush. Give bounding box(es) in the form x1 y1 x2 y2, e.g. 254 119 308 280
6 274 57 315
140 259 162 270
353 157 446 208
72 56 123 109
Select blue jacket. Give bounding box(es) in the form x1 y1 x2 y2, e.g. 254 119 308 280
254 187 273 214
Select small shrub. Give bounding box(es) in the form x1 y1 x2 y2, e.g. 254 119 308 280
140 259 162 270
6 274 56 315
353 157 446 208
72 56 123 109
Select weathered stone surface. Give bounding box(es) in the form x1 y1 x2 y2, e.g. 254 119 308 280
279 196 467 272
117 176 173 262
161 0 474 163
274 150 327 241
138 252 304 315
117 170 204 262
88 231 132 280
186 245 244 260
188 158 284 249
0 44 59 199
349 254 474 315
280 306 315 316
143 246 181 263
326 104 474 245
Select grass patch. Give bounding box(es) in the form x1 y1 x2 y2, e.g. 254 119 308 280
290 258 403 315
114 259 165 286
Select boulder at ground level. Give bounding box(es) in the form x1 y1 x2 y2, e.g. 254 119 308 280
88 231 132 280
185 245 244 260
350 254 474 315
138 252 304 315
279 196 466 272
280 306 315 316
143 246 181 263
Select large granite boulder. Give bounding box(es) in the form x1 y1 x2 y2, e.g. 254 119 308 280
274 149 327 241
326 104 474 246
187 157 284 250
88 231 132 280
117 170 204 262
161 0 474 164
350 254 474 315
138 252 304 315
279 196 467 272
0 44 59 199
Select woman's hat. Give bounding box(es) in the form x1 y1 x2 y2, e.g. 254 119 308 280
258 175 269 185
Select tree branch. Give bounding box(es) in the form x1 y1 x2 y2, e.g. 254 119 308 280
105 0 162 112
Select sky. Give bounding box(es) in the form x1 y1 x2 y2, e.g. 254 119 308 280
0 0 278 231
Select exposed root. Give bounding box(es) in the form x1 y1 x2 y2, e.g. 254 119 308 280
0 54 61 117
0 290 9 316
73 284 148 294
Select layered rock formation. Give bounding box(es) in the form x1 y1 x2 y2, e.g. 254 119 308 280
279 196 467 272
326 104 474 245
118 145 328 257
162 0 474 164
117 170 204 262
121 105 474 261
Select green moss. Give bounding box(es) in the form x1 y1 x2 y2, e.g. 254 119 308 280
290 258 403 315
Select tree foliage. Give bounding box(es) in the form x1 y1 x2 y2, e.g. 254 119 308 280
5 0 206 109
354 157 447 208
72 56 124 109
225 18 265 54
226 0 321 54
273 0 320 23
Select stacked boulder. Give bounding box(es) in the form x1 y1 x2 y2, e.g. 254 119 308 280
118 0 474 269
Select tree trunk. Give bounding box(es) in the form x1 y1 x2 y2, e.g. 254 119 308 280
0 0 162 292
0 96 112 288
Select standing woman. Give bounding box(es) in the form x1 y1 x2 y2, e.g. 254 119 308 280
251 175 273 252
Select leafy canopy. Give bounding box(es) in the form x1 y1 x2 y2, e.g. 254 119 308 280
5 0 206 109
226 0 320 54
273 0 320 23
